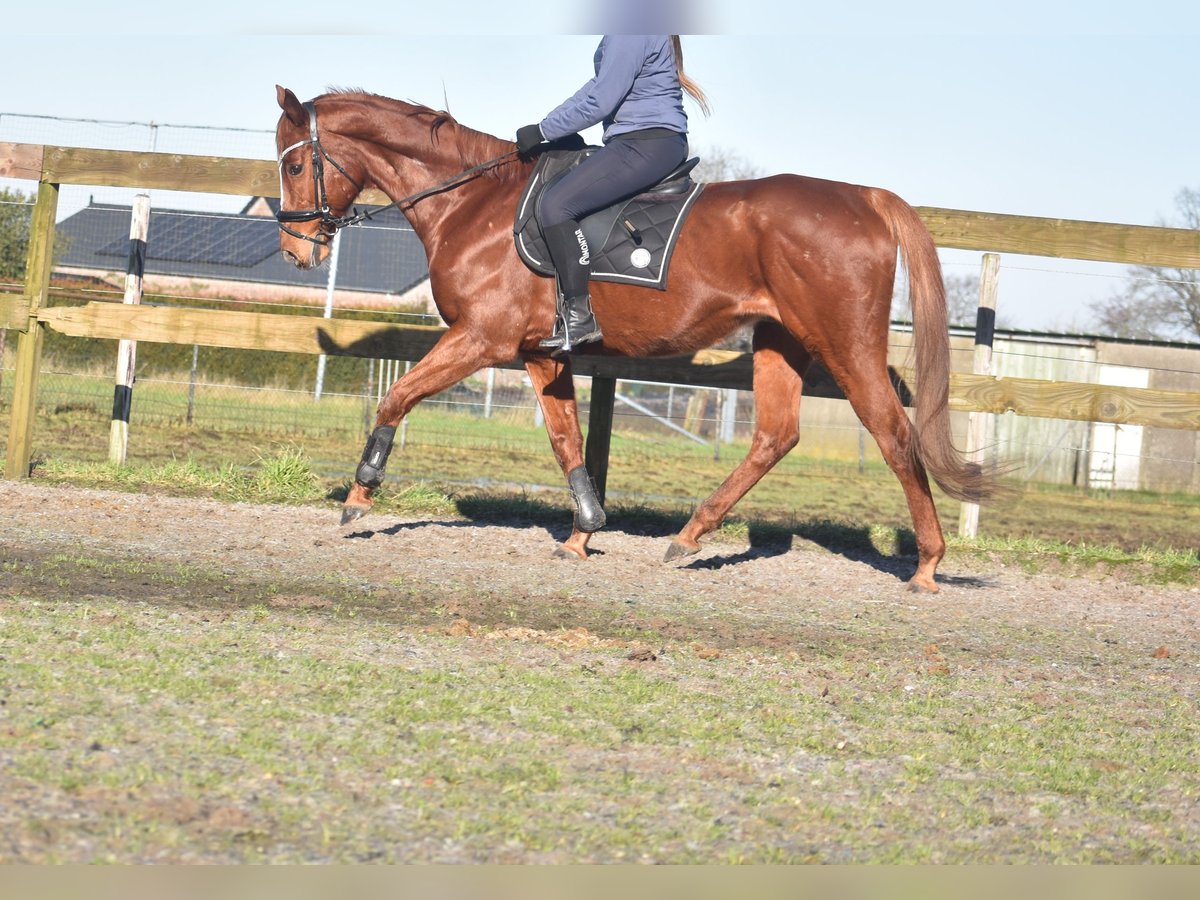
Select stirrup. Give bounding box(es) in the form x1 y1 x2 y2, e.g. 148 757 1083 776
539 321 602 353
538 296 602 353
539 308 567 350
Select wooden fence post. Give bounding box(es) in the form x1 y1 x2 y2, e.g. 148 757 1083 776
4 180 59 481
958 252 1000 538
585 376 616 504
109 193 150 465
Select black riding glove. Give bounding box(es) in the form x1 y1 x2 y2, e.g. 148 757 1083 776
516 123 545 156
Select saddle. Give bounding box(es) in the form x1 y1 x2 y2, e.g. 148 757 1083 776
513 141 705 291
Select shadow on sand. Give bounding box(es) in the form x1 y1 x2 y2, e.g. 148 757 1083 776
335 489 992 590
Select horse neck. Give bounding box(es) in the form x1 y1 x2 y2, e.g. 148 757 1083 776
340 97 521 235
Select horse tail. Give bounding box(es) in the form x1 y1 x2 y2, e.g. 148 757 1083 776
865 188 995 503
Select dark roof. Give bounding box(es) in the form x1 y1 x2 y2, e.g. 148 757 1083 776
56 200 429 295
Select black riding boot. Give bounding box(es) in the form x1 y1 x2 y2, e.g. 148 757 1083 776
538 220 603 353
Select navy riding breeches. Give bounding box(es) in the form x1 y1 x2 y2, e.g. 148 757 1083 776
539 129 688 228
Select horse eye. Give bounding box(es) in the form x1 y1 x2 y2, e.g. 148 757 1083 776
288 163 304 177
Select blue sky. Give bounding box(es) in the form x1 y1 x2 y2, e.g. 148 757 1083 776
4 3 1199 331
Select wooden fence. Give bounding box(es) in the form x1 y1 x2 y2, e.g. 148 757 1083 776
3 141 1200 503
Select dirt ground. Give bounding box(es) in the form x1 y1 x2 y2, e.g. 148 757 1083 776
2 479 1197 653
2 482 1190 628
2 480 1200 868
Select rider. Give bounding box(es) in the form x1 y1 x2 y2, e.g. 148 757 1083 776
516 35 710 353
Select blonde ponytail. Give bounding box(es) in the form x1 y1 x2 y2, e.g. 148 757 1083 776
672 36 711 117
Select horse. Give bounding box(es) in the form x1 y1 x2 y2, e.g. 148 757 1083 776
273 85 993 593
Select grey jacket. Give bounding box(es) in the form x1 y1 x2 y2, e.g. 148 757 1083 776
539 35 688 143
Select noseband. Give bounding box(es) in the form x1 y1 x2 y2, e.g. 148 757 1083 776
276 101 365 246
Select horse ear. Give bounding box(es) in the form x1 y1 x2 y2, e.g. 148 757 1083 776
276 85 309 129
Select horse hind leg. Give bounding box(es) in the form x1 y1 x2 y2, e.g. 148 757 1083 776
666 323 810 561
836 366 946 593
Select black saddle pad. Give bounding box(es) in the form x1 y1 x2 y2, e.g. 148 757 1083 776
513 145 705 291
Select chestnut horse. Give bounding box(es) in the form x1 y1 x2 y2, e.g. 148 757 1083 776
273 86 991 592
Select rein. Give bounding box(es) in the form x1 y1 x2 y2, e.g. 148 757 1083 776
277 100 520 245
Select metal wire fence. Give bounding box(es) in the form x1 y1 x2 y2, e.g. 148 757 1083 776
0 111 275 220
2 114 1198 499
4 353 1199 501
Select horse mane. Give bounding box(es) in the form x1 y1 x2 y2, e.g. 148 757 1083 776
318 88 521 183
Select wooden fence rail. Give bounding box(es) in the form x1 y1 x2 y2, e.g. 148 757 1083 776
3 292 1198 431
9 142 1200 267
3 142 1200 490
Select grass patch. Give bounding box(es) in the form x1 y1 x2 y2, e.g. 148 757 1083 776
373 482 460 518
947 533 1200 586
35 449 326 506
2 574 1198 863
243 444 319 500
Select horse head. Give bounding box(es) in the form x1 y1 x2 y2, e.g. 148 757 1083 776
274 85 367 269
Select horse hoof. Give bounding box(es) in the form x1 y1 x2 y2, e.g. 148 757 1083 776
663 540 699 563
907 578 940 595
341 505 370 526
553 545 586 561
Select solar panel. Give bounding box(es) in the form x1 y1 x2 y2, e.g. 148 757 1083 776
97 212 281 268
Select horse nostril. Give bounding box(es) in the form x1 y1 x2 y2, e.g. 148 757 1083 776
282 249 303 268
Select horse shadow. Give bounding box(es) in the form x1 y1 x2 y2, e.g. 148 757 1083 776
343 519 466 540
334 488 582 545
685 519 992 589
676 519 908 580
335 484 988 589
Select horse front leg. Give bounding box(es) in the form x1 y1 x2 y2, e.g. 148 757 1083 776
523 355 605 559
342 326 502 524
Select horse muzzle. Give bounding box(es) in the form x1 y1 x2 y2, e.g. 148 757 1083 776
280 243 329 270
278 224 332 269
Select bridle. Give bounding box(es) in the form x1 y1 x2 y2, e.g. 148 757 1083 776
276 101 365 246
276 99 520 247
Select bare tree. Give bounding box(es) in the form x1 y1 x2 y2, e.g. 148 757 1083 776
1091 187 1200 342
0 189 70 395
944 274 986 328
0 188 33 285
694 146 762 184
0 188 35 398
894 272 991 329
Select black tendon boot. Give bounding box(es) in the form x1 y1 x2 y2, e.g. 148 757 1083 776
567 465 606 533
539 220 603 353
